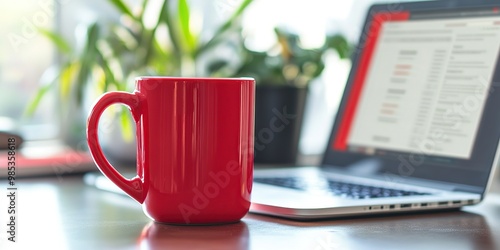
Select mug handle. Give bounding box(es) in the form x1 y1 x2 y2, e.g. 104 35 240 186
86 91 146 204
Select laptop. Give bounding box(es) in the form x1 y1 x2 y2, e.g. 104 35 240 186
250 0 500 219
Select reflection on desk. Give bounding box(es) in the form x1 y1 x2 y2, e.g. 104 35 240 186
1 176 499 250
139 222 249 250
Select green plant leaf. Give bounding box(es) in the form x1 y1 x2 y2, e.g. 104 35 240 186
326 35 352 59
95 46 119 92
138 0 150 22
75 23 100 105
60 62 80 100
196 0 253 56
207 59 228 74
24 81 55 116
216 0 253 35
178 0 196 54
119 108 134 142
38 28 72 55
144 0 181 70
108 0 138 21
150 39 172 74
161 2 181 54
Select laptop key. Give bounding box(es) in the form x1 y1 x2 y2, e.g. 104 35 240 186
254 177 430 199
253 177 306 190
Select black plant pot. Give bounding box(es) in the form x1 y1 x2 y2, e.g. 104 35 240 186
254 85 308 164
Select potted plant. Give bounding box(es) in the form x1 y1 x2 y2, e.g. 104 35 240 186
26 0 253 162
211 28 352 164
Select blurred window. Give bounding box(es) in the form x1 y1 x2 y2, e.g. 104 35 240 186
0 0 57 139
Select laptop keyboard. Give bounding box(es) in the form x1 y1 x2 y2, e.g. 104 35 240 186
254 177 430 199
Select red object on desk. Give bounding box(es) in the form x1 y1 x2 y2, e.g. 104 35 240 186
0 148 95 177
87 77 255 224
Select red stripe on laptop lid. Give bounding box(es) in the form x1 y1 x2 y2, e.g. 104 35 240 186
333 11 410 151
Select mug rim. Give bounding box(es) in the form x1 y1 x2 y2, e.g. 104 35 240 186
135 76 254 81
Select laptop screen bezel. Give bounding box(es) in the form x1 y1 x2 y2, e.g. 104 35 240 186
322 0 500 194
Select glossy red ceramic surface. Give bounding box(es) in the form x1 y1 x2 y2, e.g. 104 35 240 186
87 77 255 224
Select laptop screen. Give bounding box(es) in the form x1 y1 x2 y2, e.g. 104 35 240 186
324 1 500 191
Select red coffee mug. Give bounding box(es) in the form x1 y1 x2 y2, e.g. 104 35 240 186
87 77 255 224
